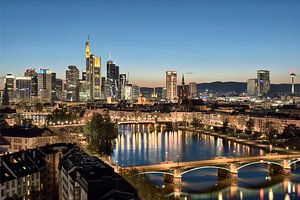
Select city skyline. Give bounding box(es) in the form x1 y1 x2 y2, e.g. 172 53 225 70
1 0 300 87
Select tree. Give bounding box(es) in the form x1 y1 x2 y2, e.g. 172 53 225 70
1 83 9 106
245 118 255 134
191 117 202 128
265 122 278 141
35 103 43 112
85 112 118 155
281 124 298 139
221 118 229 134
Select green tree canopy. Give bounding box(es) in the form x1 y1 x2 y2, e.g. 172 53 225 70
85 112 118 155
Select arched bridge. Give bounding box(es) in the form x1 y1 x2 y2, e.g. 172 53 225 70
125 154 300 184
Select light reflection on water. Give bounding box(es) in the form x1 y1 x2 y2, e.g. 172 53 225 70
111 125 300 199
112 124 263 166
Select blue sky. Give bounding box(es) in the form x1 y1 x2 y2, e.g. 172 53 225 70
1 0 300 86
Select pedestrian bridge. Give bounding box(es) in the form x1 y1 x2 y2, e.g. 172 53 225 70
124 154 300 184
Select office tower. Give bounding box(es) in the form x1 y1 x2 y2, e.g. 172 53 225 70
106 58 119 99
189 82 197 98
4 74 15 102
85 35 101 100
247 79 258 96
24 68 38 98
124 84 138 101
66 65 79 101
16 77 31 102
166 71 177 102
24 68 36 77
37 68 52 102
82 70 86 81
290 72 296 95
79 80 88 101
51 72 58 101
257 70 270 96
119 74 127 100
55 78 63 100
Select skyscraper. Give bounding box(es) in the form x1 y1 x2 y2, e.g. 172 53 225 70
16 77 31 103
66 65 79 101
37 68 52 102
166 71 177 102
247 79 258 96
119 74 127 100
85 35 101 100
4 74 15 103
106 58 119 99
257 70 270 96
189 82 197 98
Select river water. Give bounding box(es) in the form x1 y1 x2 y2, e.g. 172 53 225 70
111 124 300 200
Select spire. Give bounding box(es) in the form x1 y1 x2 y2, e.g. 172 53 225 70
88 32 90 42
109 51 112 61
182 74 185 86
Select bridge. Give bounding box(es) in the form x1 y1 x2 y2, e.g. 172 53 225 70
124 154 300 185
114 117 174 125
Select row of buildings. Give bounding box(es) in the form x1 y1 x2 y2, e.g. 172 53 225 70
0 143 139 200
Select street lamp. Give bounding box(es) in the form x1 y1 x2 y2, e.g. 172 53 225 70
166 151 168 162
233 150 236 162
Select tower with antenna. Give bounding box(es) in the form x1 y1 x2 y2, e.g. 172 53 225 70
290 71 296 96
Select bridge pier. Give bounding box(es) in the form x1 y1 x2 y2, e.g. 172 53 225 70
163 168 182 185
269 160 291 176
217 163 238 179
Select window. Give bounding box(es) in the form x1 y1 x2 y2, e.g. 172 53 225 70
6 182 9 189
1 189 4 196
12 180 15 187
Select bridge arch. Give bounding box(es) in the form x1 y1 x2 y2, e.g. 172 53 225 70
138 171 174 176
289 159 300 167
237 161 283 171
181 166 231 176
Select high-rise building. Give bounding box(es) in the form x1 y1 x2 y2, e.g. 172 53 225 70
166 71 177 102
247 79 258 96
24 68 38 98
189 82 197 98
85 35 101 100
37 68 52 102
16 77 31 102
66 65 79 101
257 70 270 96
4 74 15 103
106 59 119 99
79 80 88 101
119 74 127 100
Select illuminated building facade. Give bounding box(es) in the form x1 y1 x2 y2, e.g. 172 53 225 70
66 65 79 101
85 35 101 100
247 78 258 96
166 71 177 102
257 70 270 96
16 76 31 103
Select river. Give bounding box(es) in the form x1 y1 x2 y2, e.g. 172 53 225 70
111 124 300 200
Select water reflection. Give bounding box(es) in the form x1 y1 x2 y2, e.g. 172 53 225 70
112 124 300 199
112 124 263 166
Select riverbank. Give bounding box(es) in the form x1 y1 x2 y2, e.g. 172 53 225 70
180 127 300 155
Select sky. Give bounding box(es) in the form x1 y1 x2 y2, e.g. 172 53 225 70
1 0 300 87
